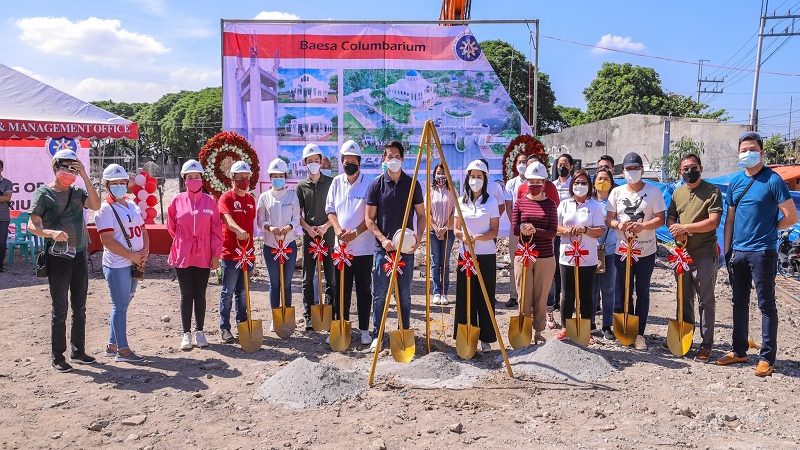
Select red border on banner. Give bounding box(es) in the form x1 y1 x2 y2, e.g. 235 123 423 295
0 119 138 140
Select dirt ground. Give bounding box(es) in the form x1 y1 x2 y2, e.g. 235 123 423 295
0 245 799 450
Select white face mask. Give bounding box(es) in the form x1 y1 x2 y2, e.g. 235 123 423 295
624 169 642 184
386 158 402 173
468 177 483 192
307 162 321 175
573 184 589 198
517 163 527 176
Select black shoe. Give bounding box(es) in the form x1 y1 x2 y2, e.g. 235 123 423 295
220 328 234 343
52 360 73 373
70 353 96 364
305 324 314 332
602 327 615 341
505 298 518 308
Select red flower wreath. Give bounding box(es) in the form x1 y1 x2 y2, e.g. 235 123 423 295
502 134 548 183
198 131 260 199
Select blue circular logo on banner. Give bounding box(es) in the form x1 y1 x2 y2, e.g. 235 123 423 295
45 137 80 156
454 34 481 61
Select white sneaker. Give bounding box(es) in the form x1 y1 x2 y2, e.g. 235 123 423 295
369 338 379 352
194 331 208 348
360 330 372 345
480 341 492 352
440 295 450 305
634 335 647 350
430 294 439 305
325 335 330 344
180 332 192 351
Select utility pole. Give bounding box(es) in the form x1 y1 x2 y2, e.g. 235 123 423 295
750 0 800 130
789 96 793 139
696 59 724 103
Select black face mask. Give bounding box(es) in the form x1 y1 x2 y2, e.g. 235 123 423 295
343 163 359 176
558 166 570 177
682 167 701 184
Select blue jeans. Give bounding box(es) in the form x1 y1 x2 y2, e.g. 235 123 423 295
264 242 297 308
548 236 562 308
592 253 617 328
103 265 138 350
219 258 253 331
730 250 778 364
430 230 454 296
614 253 656 336
372 249 414 333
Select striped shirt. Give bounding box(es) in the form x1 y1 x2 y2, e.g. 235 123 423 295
511 196 558 257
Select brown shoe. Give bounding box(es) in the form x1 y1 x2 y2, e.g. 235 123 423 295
754 361 774 377
694 346 711 363
715 351 747 366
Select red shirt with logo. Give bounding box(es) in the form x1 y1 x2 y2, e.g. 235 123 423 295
218 190 256 260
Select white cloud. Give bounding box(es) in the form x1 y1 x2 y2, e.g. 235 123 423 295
254 11 300 20
16 16 169 65
73 78 176 103
591 34 646 55
169 67 220 86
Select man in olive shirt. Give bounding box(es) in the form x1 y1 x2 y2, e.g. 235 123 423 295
297 144 336 331
667 154 722 362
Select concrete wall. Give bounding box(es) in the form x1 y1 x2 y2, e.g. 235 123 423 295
540 114 750 179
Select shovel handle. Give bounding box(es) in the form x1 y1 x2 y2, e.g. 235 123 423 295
339 266 346 332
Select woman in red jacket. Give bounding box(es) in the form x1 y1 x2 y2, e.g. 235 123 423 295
167 160 223 351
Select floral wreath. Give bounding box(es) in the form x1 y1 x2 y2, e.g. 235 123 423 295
198 131 260 198
502 134 548 183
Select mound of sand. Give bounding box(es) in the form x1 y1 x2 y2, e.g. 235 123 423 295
258 358 366 408
503 339 616 383
379 351 488 389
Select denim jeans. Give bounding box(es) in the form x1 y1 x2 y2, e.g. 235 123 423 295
48 251 88 362
614 253 656 336
0 220 8 266
592 253 617 328
103 265 138 350
430 230 454 296
219 258 253 331
264 241 297 309
730 250 778 364
548 236 562 308
372 249 414 334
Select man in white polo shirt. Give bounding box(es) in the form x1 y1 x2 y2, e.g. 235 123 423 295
326 140 375 345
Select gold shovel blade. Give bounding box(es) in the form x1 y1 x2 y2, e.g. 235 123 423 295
612 313 639 346
237 320 263 353
329 319 352 351
310 304 332 332
272 307 296 339
565 318 591 347
508 315 533 350
667 320 695 356
455 324 480 360
389 329 415 363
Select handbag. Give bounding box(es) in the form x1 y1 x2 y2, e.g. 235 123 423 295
35 188 73 278
596 227 610 274
109 201 145 280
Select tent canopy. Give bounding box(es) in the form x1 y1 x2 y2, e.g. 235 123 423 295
0 63 138 140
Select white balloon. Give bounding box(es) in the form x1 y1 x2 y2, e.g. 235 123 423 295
137 190 148 201
134 174 146 186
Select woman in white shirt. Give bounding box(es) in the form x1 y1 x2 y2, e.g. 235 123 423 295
591 168 618 341
453 160 500 353
554 169 606 342
95 164 149 363
257 158 301 310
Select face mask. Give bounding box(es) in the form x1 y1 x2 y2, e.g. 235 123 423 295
468 177 483 192
594 179 611 192
56 171 76 186
737 151 761 169
623 169 642 184
381 162 388 172
344 163 359 176
185 178 203 193
682 167 701 184
528 184 544 196
386 158 402 173
271 177 286 190
307 162 321 175
517 163 527 176
558 166 570 177
435 175 447 186
235 178 250 191
573 184 589 197
321 169 332 177
109 185 128 198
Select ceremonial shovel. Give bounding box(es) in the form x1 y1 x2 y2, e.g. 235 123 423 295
309 237 332 332
235 240 262 352
329 243 352 351
455 250 480 360
564 238 591 346
271 239 295 339
613 234 639 346
508 238 536 349
667 243 695 356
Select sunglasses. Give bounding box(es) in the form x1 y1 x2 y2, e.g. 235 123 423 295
57 165 79 174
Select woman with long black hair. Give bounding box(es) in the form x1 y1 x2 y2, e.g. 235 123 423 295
428 163 455 305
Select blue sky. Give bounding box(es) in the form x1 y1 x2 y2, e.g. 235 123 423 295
1 0 798 137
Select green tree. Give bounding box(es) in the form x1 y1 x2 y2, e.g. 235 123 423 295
480 39 564 134
159 87 223 158
555 105 589 129
328 74 338 92
278 114 297 128
654 136 705 179
278 79 285 90
763 134 789 164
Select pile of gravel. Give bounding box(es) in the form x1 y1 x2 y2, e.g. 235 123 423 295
258 358 366 408
380 351 487 389
504 339 616 383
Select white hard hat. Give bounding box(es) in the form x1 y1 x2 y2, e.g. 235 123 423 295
230 161 252 174
302 143 322 161
52 149 78 162
267 158 289 174
340 140 362 157
465 159 488 174
525 161 548 180
102 164 129 181
181 159 204 175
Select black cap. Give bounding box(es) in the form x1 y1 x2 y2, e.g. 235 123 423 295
622 152 643 167
738 131 763 149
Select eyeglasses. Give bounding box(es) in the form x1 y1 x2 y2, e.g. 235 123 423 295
680 166 700 173
57 165 79 174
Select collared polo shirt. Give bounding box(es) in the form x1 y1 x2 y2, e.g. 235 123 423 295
365 171 423 250
325 172 374 256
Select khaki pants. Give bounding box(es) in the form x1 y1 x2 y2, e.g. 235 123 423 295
515 256 557 332
508 234 519 300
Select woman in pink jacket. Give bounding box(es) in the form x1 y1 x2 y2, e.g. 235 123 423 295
167 160 223 351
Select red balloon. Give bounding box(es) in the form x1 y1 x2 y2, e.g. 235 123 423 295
146 195 158 207
139 171 150 179
131 184 142 195
146 207 157 219
145 181 157 193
